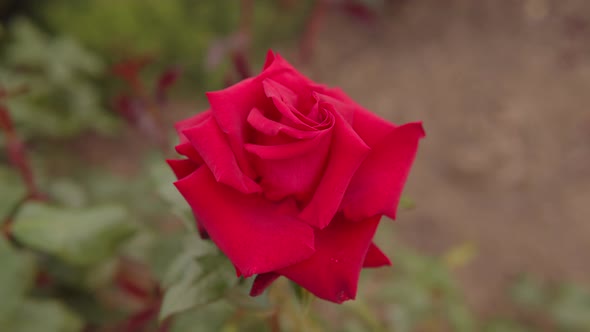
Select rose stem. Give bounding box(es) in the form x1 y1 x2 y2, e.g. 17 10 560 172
0 87 43 201
231 0 254 80
299 0 328 63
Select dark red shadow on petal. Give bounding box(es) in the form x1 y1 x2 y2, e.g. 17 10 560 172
166 159 199 180
250 272 280 296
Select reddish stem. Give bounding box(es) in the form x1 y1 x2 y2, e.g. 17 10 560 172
230 50 252 80
0 102 43 201
229 0 255 80
299 0 328 63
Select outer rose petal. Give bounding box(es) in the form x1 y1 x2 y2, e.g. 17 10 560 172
363 243 392 268
250 272 280 296
182 114 261 194
167 159 209 239
299 113 370 229
262 50 276 70
278 215 381 303
249 242 391 298
174 167 315 277
206 79 266 180
166 159 199 180
175 142 203 165
341 122 425 221
174 111 211 144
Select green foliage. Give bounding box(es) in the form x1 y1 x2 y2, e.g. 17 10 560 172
2 299 83 332
11 202 135 266
170 301 235 332
359 248 475 332
511 276 590 331
159 236 234 321
0 18 117 143
40 0 313 90
0 166 26 218
0 238 35 324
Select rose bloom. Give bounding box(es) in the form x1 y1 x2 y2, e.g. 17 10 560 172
169 51 424 303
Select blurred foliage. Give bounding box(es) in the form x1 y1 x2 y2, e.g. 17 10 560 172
1 2 590 331
41 0 314 91
0 18 117 143
12 203 135 266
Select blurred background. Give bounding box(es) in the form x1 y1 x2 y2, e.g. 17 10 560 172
1 0 589 331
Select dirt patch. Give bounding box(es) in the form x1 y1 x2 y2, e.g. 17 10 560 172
301 0 590 311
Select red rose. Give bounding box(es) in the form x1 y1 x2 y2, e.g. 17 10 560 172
169 51 424 303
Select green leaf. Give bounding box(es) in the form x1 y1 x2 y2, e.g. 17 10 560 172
0 18 114 142
149 160 195 233
510 275 547 310
483 319 534 332
399 196 416 210
0 166 26 219
11 202 135 265
47 178 87 208
159 238 233 321
170 301 234 332
550 283 590 330
0 238 36 323
2 299 83 332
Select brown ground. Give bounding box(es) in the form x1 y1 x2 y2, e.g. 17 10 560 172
301 0 590 312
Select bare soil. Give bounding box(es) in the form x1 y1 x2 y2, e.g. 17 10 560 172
301 0 590 312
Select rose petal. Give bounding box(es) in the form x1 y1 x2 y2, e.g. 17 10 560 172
262 78 298 108
363 243 392 268
174 111 211 143
260 54 314 99
341 122 425 221
245 129 330 160
174 167 315 277
299 113 370 229
262 50 276 70
250 272 280 296
313 92 355 125
263 79 319 129
247 107 319 140
311 85 397 146
167 160 209 239
166 158 199 180
206 52 311 180
206 78 267 180
174 142 203 164
245 129 332 201
182 114 261 194
270 96 318 130
278 214 381 303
